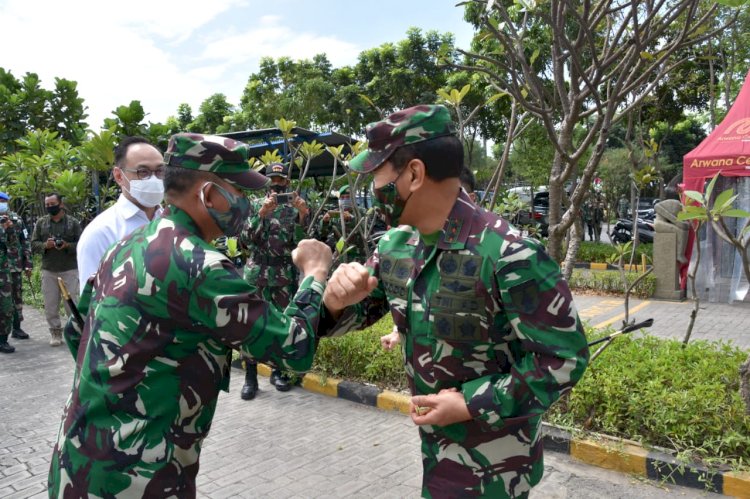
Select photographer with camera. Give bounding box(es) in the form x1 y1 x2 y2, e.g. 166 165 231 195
30 193 82 347
239 162 310 398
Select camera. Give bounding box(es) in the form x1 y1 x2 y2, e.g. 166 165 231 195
275 192 293 204
54 238 64 249
0 216 8 224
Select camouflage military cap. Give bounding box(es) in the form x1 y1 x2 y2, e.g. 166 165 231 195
0 191 9 201
164 133 269 191
264 162 289 178
348 104 456 174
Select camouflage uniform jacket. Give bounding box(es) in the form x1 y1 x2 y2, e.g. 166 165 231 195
0 227 12 335
325 190 589 498
5 211 31 272
318 212 365 265
242 196 308 300
49 206 325 498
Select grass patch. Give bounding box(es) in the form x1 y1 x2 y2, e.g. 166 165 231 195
22 254 44 309
550 332 750 471
313 315 406 391
575 241 653 264
568 268 656 298
307 318 749 472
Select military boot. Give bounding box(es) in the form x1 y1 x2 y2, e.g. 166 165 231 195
49 328 63 347
0 335 15 354
11 328 29 340
12 314 28 339
270 369 291 392
240 362 259 400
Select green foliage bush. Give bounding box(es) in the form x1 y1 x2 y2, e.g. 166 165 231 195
568 269 656 298
307 316 749 470
549 334 750 470
312 315 407 391
22 254 44 309
575 241 652 263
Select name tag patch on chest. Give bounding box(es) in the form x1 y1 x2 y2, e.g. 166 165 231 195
433 312 483 342
380 256 414 298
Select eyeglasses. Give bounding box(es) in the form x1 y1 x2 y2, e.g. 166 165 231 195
122 167 165 180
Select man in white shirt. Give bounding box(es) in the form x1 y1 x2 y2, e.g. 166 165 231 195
77 137 164 290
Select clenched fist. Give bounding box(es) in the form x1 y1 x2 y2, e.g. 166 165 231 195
292 239 332 283
322 262 378 318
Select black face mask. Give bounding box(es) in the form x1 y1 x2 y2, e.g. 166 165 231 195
47 205 61 216
269 184 287 194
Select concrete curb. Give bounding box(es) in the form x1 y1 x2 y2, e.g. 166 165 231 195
232 359 750 497
573 262 653 272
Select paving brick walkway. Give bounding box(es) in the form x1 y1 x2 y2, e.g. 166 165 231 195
0 302 737 498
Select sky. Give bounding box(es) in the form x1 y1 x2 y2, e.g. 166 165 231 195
0 0 476 130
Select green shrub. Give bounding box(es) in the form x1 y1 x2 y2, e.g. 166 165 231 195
312 315 407 391
229 300 750 471
22 254 44 309
308 318 750 470
568 269 656 298
549 334 750 470
575 241 652 263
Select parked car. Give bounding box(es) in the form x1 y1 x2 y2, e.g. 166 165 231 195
530 192 550 236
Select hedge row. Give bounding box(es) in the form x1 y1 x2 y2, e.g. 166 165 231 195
307 316 749 471
575 241 653 264
567 269 656 298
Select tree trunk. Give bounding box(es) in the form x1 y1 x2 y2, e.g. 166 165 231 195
561 220 582 280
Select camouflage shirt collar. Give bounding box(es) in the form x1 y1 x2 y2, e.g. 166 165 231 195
162 204 201 236
437 189 475 250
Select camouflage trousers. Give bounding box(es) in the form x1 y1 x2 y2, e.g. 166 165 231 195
418 415 542 498
11 271 23 327
0 272 12 336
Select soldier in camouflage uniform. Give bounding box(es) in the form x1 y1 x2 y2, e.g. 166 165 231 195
318 184 365 265
0 192 32 340
321 105 590 498
48 134 332 497
0 198 16 354
239 162 311 397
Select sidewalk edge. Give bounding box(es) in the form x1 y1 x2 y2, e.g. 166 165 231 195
230 360 749 497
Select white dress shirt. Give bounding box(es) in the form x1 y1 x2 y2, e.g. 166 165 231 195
77 194 163 291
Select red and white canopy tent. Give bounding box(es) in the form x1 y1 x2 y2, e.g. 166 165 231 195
681 69 750 301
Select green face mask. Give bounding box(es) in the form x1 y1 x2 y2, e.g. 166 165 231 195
370 169 412 227
200 182 252 237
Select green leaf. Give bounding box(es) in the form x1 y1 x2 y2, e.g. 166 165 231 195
683 190 705 205
713 188 736 211
640 51 654 61
335 237 345 254
530 48 540 65
682 205 705 216
714 0 749 6
437 89 451 102
678 211 706 221
721 209 750 218
485 92 507 105
458 84 471 102
704 172 720 200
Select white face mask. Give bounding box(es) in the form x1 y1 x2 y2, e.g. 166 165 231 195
124 176 164 208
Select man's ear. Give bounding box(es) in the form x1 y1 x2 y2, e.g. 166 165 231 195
407 158 426 191
112 167 124 185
